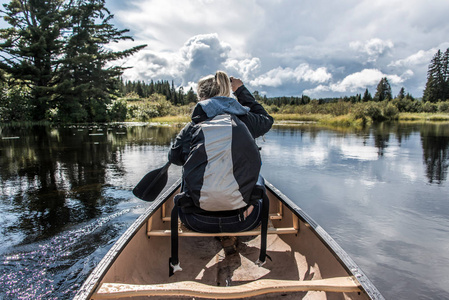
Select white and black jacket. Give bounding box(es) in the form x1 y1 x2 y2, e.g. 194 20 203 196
168 85 274 213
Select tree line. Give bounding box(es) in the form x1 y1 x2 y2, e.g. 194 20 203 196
118 79 197 105
258 77 416 107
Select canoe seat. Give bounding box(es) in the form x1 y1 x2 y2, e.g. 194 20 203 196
93 276 361 299
148 200 299 237
147 218 298 237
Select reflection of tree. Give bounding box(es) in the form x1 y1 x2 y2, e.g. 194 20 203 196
0 124 179 242
421 125 449 184
371 123 391 157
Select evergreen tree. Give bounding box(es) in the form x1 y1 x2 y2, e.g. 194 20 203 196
362 88 372 102
185 87 196 103
442 49 449 101
0 0 146 122
423 49 449 102
177 86 185 105
57 0 146 122
397 87 405 100
374 77 392 101
0 0 69 120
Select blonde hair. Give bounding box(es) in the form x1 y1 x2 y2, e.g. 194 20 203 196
197 71 231 101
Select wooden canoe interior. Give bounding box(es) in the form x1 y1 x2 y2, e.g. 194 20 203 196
90 187 370 299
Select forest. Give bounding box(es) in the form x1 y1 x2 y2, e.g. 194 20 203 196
1 0 449 124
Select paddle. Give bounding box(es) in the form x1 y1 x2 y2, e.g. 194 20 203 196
133 162 171 201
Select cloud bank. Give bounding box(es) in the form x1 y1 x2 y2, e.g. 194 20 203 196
109 0 449 98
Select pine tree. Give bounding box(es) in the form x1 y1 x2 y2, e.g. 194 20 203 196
442 49 449 101
397 87 405 100
57 0 146 122
0 0 70 120
374 77 392 101
0 0 146 122
362 88 372 102
423 49 448 102
185 87 196 103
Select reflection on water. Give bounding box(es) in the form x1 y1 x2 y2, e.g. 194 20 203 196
0 122 448 299
0 124 180 245
420 125 449 184
261 122 449 300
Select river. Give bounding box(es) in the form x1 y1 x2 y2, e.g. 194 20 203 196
0 122 448 299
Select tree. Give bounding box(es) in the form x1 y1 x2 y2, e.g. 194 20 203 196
0 0 69 120
0 0 146 122
362 88 372 102
56 0 146 122
397 87 405 100
423 49 449 103
185 87 196 103
374 77 392 101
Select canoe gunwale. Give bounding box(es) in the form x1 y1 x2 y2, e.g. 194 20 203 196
264 182 384 300
75 178 384 300
74 179 182 300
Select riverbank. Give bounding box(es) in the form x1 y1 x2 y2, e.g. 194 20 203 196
147 112 449 128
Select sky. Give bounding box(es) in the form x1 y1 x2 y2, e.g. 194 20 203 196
3 0 449 98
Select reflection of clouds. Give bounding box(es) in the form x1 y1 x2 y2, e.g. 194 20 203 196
263 127 449 299
298 143 328 166
345 178 377 189
384 144 400 158
261 136 328 167
340 142 378 161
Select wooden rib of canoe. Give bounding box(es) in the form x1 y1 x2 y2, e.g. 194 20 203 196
75 179 385 300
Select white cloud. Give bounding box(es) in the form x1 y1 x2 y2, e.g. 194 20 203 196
250 64 332 87
389 48 439 68
224 57 261 82
333 69 404 92
305 69 406 96
120 33 236 85
350 38 394 62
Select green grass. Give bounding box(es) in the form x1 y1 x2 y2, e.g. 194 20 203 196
272 113 368 128
399 112 449 122
149 115 191 124
272 113 328 122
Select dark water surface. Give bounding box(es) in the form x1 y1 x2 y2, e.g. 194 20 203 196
0 122 448 299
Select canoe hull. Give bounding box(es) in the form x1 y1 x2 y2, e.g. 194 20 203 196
75 179 384 300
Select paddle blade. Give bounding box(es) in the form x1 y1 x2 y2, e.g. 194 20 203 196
133 162 170 201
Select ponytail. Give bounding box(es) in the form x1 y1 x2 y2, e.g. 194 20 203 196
197 71 231 100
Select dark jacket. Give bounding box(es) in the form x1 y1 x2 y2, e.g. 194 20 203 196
168 85 273 166
168 85 273 213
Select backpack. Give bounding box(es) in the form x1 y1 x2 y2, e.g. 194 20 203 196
182 113 261 211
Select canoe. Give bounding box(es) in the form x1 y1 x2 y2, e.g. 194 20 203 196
75 179 384 299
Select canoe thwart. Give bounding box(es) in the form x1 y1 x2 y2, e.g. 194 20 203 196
93 277 361 299
147 219 298 237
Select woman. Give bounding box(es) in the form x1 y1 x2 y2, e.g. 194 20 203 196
168 71 273 234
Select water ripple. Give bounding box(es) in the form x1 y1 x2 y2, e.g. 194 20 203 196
0 209 130 300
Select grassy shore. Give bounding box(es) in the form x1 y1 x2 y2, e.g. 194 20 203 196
148 112 449 128
398 112 449 122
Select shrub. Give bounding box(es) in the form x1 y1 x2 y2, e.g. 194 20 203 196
364 102 383 121
125 94 173 121
108 99 128 121
382 103 399 120
421 101 438 113
437 101 449 113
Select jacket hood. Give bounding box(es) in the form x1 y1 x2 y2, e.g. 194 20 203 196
197 96 250 118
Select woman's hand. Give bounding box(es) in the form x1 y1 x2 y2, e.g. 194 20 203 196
230 77 243 92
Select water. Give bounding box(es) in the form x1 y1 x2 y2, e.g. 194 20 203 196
0 122 448 299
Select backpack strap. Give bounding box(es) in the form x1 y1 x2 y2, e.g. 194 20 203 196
169 193 184 277
169 184 272 275
253 183 272 266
